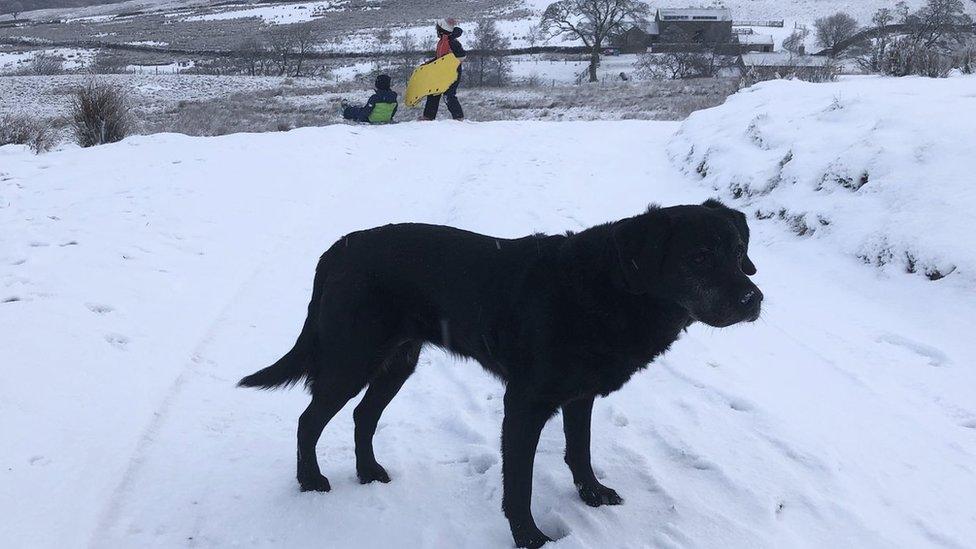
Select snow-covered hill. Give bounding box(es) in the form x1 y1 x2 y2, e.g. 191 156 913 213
3 86 975 547
669 75 976 286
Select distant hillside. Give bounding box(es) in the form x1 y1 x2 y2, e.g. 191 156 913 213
1 0 129 14
520 0 973 26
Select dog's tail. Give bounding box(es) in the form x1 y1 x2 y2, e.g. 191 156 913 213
238 254 329 390
237 339 310 390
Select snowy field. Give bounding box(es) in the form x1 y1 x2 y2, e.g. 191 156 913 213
0 73 337 118
0 47 95 73
2 78 976 548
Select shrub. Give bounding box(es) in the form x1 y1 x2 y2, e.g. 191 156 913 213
0 114 55 154
70 81 131 147
27 53 64 75
637 52 735 80
882 37 953 77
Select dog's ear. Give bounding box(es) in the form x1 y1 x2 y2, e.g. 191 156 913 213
703 200 757 275
611 212 671 295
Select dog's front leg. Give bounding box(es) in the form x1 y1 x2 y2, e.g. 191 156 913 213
501 387 558 548
562 396 623 507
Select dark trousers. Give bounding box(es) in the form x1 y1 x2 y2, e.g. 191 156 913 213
343 105 371 123
423 75 463 120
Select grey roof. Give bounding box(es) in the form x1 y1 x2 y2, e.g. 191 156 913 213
740 53 831 67
657 8 732 21
738 33 775 45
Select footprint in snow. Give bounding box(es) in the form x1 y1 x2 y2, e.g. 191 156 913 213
612 411 629 427
877 333 949 367
961 419 976 430
105 333 130 349
727 397 755 412
86 303 114 314
59 241 78 247
9 258 26 266
465 451 498 475
2 296 24 303
438 415 486 444
29 241 49 247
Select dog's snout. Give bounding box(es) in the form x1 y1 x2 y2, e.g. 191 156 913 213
740 289 762 306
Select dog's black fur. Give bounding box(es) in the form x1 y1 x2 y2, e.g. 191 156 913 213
239 199 762 548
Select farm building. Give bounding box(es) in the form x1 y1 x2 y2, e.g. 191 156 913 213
611 8 770 54
737 33 775 53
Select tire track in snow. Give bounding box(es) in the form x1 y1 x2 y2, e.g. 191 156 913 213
88 261 272 549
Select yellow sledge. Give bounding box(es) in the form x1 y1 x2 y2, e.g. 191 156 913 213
405 53 461 108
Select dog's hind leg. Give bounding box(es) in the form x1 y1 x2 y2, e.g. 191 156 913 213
562 396 622 507
353 341 422 484
296 377 364 492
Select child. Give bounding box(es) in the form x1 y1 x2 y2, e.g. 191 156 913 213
421 18 466 121
341 74 398 124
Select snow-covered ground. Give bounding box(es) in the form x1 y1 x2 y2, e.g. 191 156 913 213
3 80 975 548
182 0 346 24
669 75 976 286
0 47 96 74
0 74 334 118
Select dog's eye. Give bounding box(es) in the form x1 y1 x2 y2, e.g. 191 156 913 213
691 250 712 265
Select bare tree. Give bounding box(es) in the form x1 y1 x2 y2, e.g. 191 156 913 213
814 12 860 55
291 23 316 77
541 0 648 82
471 19 512 87
6 1 23 20
389 32 420 82
900 0 972 49
782 26 810 55
236 36 267 76
265 25 296 76
858 7 895 71
525 24 542 48
873 0 973 76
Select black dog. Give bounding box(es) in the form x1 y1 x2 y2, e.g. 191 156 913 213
239 199 762 548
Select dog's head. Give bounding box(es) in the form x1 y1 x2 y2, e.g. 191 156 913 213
611 199 762 328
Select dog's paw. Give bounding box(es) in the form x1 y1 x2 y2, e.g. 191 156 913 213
357 461 391 484
298 473 332 492
576 482 623 507
512 526 553 549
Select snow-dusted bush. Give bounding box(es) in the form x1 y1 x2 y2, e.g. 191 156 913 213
637 52 735 80
668 76 976 283
0 114 55 154
70 81 131 147
25 53 64 76
882 37 954 78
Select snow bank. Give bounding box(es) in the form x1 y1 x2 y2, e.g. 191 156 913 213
668 75 976 284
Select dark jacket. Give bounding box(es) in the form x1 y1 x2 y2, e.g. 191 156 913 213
366 89 398 117
449 28 466 60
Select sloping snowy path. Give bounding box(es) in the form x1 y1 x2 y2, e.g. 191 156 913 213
2 122 974 548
